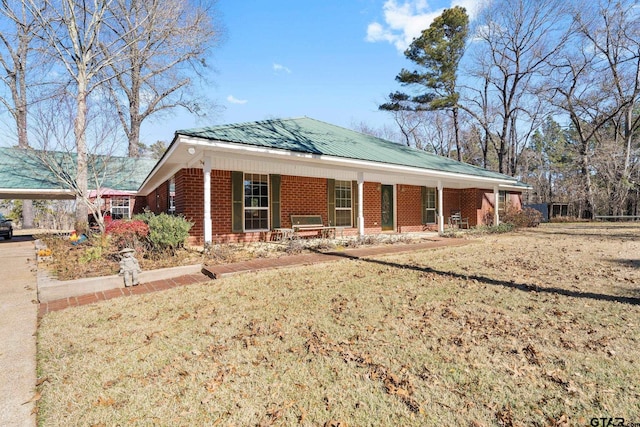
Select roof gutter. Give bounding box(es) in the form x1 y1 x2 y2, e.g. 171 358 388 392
0 188 75 200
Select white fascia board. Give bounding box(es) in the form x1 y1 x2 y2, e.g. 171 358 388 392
137 134 182 195
0 188 75 199
182 136 520 187
499 183 533 191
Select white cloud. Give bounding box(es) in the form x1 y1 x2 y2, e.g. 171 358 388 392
227 95 247 105
273 63 292 74
451 0 484 20
366 0 487 52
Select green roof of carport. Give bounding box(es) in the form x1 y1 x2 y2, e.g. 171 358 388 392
177 117 523 183
0 147 156 194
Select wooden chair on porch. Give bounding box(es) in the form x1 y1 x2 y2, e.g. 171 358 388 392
448 210 469 229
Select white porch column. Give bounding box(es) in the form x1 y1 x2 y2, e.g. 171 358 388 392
437 180 444 235
494 186 500 226
203 155 212 245
357 172 364 237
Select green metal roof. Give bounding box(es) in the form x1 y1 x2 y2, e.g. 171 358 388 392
177 117 519 182
0 147 156 193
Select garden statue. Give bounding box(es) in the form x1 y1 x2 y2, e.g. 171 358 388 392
119 248 141 287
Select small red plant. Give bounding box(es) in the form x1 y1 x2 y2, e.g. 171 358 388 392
105 220 149 250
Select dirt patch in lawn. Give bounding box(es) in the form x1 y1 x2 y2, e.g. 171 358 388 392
36 223 640 425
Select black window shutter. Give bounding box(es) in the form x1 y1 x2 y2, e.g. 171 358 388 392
421 186 427 224
231 171 243 232
270 174 281 229
327 179 335 226
352 180 359 228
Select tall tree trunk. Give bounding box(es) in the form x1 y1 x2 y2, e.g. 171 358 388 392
75 78 89 232
580 146 594 219
452 106 461 161
128 120 140 157
17 100 35 228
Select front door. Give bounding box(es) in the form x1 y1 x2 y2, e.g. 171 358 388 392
381 185 394 231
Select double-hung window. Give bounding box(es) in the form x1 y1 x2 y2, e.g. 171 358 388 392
168 177 176 214
244 173 269 231
111 197 130 219
335 180 352 227
498 191 507 214
424 187 436 223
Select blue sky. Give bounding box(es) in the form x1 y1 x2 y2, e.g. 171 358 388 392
140 0 484 144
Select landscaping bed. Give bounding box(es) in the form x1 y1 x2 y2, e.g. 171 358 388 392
37 231 433 281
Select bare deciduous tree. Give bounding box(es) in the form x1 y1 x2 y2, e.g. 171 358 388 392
465 0 568 175
28 0 140 230
104 0 222 157
0 2 39 228
28 96 138 233
575 0 640 213
543 0 635 217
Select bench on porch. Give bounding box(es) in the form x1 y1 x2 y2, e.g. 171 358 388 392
273 215 336 240
448 210 469 229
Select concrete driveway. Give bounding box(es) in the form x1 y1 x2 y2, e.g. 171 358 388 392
0 236 37 426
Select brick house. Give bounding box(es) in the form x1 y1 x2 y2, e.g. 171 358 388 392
136 117 529 245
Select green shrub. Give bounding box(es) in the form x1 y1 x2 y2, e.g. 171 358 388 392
490 222 516 233
135 212 193 253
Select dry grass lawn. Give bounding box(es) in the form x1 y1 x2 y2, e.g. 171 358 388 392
36 223 640 426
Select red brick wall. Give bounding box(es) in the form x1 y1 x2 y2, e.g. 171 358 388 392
477 190 494 225
175 168 204 243
133 196 147 215
508 193 523 210
397 184 424 232
175 169 237 245
161 168 525 243
280 175 328 227
362 181 381 233
211 170 232 238
443 188 461 224
473 189 524 226
145 181 169 214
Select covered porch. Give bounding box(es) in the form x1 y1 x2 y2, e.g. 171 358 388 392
138 129 526 245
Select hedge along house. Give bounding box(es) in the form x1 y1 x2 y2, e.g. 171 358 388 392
137 117 529 245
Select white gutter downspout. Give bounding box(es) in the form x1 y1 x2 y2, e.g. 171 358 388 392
357 172 364 237
437 180 444 235
203 155 212 245
493 186 500 226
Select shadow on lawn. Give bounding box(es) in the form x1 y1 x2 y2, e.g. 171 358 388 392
612 258 640 269
527 225 640 242
322 250 640 307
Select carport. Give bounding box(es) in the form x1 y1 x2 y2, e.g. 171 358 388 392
0 147 155 227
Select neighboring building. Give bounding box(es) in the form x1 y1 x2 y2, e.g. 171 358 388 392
136 117 530 245
0 148 156 221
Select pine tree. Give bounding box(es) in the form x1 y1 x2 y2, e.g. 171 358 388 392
380 6 468 161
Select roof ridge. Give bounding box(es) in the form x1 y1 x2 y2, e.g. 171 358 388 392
176 116 310 135
0 146 156 162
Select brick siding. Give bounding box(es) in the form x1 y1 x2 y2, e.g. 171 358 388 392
157 168 523 244
397 184 425 233
280 175 328 227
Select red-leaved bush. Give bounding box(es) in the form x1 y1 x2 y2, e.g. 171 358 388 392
105 220 149 250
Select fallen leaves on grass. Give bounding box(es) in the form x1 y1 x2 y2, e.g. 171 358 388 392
36 224 640 426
